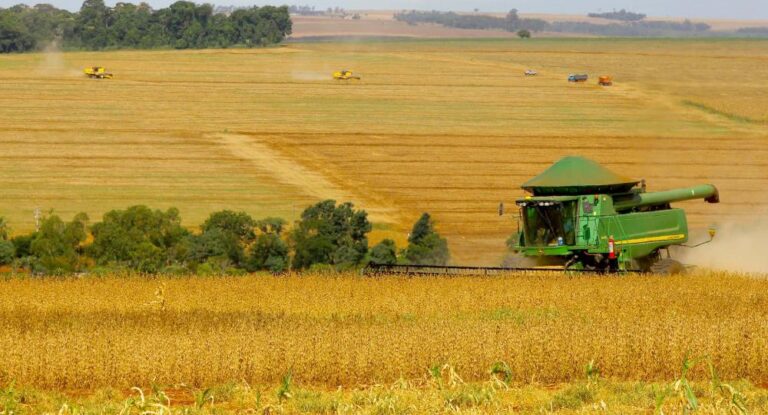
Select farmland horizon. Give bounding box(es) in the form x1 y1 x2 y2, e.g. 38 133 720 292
2 0 768 20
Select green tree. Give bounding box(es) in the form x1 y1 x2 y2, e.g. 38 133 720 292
517 29 531 38
246 233 289 273
291 200 371 270
186 227 240 267
0 217 8 240
29 212 89 274
402 213 450 265
75 0 111 49
368 239 397 265
0 9 35 52
408 212 433 245
246 216 288 273
0 216 12 265
202 210 256 242
191 210 257 266
11 234 34 258
108 2 157 48
0 240 13 266
0 1 291 53
22 4 76 46
89 205 188 273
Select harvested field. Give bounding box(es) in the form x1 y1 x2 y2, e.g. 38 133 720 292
290 12 768 38
0 39 766 264
291 15 518 39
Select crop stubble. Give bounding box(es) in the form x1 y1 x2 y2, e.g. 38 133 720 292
0 39 766 263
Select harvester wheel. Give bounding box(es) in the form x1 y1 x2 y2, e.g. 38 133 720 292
650 258 685 275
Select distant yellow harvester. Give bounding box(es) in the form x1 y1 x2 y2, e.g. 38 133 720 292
333 70 360 80
84 66 113 79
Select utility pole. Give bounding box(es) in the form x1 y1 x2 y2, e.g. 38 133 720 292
34 207 41 232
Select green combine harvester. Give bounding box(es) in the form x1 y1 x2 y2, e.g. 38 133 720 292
508 156 718 273
366 156 719 275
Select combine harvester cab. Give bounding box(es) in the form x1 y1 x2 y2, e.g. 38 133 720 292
511 156 719 273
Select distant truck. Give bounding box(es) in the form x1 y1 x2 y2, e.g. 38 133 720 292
568 74 588 82
525 69 538 76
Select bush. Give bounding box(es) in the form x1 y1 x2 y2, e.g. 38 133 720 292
369 239 397 265
10 234 33 258
0 240 14 265
402 213 450 265
246 233 289 273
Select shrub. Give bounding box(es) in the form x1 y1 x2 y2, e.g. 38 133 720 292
246 233 289 273
0 240 14 265
402 213 450 265
368 239 397 265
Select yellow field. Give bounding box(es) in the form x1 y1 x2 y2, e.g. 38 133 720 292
0 272 767 413
1 272 767 388
0 39 767 266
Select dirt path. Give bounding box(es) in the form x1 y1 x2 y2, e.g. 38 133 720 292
216 133 401 226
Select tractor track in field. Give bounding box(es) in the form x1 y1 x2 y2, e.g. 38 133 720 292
215 133 404 227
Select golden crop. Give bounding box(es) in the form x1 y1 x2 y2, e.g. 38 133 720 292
0 271 766 392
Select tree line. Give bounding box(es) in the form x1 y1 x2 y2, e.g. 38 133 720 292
0 0 291 53
394 9 714 37
0 200 450 275
587 9 646 22
394 9 548 33
549 19 711 36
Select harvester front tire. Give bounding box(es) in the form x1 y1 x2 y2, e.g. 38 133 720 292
650 259 685 275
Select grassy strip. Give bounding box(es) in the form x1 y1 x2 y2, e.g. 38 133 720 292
682 99 765 124
0 374 761 414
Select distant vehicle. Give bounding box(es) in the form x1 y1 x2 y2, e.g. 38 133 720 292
524 69 538 76
598 75 613 86
84 67 113 79
333 70 361 80
568 74 588 82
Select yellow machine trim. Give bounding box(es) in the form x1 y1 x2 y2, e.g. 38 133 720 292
616 234 686 245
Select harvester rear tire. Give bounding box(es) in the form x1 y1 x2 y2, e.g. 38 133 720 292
650 259 685 275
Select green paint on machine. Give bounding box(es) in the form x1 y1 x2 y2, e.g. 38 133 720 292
511 156 719 273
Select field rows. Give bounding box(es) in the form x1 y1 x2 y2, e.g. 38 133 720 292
0 40 766 263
